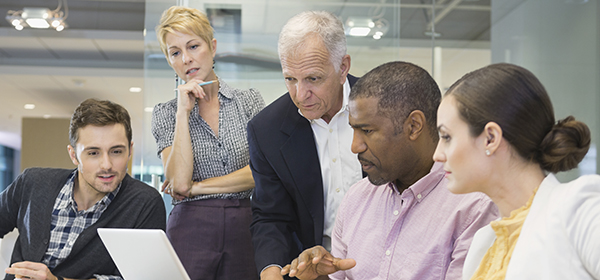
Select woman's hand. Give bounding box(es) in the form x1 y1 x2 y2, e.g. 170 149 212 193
176 79 208 114
161 179 191 200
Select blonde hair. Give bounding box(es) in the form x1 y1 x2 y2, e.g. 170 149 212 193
156 6 214 58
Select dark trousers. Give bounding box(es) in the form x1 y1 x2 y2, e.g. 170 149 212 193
166 198 259 280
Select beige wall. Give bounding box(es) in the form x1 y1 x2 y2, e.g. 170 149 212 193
21 118 73 171
21 117 134 174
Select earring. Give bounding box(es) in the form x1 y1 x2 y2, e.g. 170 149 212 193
174 73 179 96
485 150 491 156
213 59 215 69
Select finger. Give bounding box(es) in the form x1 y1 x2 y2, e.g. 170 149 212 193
288 258 300 277
6 267 32 279
333 258 356 271
280 264 291 275
172 193 185 200
311 246 330 264
193 84 206 99
160 181 169 192
296 249 312 271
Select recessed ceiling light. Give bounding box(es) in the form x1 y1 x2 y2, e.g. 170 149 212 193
129 87 142 93
43 114 51 119
144 107 154 113
349 27 371 37
24 104 35 110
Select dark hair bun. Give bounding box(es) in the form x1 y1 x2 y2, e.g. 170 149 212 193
538 116 591 173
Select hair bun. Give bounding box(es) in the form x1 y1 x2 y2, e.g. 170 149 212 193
538 116 591 173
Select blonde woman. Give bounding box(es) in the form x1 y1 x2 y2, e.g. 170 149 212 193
151 6 264 279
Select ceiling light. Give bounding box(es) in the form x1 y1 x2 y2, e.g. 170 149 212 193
345 17 373 37
129 87 142 93
24 104 35 110
345 17 389 39
43 115 51 119
349 27 371 37
144 107 154 113
5 0 69 31
26 18 50 29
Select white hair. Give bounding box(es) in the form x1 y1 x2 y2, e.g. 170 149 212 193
278 11 347 72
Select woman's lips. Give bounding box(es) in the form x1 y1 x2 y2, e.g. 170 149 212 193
186 68 199 75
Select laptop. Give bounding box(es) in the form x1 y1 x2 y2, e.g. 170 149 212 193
97 228 190 280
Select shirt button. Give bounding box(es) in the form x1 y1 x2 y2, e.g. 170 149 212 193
336 188 340 193
417 194 422 199
385 250 391 256
393 210 399 215
329 129 333 133
332 158 337 163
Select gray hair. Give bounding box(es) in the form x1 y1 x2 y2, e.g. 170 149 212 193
278 11 347 72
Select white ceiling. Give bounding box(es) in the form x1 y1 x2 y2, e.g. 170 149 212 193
0 0 491 150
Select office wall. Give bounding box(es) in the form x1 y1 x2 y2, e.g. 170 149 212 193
491 0 599 180
21 117 72 171
20 117 134 174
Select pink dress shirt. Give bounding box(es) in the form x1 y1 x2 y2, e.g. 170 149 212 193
331 162 499 280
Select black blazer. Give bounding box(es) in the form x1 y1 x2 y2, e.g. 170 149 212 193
247 75 360 274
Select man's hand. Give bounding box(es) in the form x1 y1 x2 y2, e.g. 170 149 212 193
261 266 284 280
280 246 356 280
5 261 59 280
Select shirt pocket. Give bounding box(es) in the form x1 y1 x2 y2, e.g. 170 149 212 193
397 252 445 280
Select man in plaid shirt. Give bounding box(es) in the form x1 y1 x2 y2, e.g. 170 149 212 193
1 99 166 280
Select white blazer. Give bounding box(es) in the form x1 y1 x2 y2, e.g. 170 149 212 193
463 174 600 280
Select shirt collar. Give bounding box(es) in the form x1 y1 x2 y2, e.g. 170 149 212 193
216 77 233 100
391 161 445 202
298 77 351 122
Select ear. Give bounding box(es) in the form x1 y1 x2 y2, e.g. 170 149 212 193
405 110 426 141
339 54 351 84
211 38 217 58
482 122 503 155
67 145 79 166
129 141 134 158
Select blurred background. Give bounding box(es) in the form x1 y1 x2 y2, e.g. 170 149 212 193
0 0 598 193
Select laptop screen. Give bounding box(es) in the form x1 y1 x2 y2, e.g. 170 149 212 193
97 228 190 280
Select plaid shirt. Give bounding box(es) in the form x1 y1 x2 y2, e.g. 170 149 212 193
151 78 265 204
42 170 123 280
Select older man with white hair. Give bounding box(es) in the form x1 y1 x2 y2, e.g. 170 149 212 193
247 11 363 280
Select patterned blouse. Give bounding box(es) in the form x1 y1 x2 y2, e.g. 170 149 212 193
151 78 265 204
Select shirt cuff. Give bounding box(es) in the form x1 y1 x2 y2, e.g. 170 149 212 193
260 264 283 275
93 274 123 280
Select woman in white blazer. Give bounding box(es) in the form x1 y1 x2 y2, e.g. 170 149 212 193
432 63 600 280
